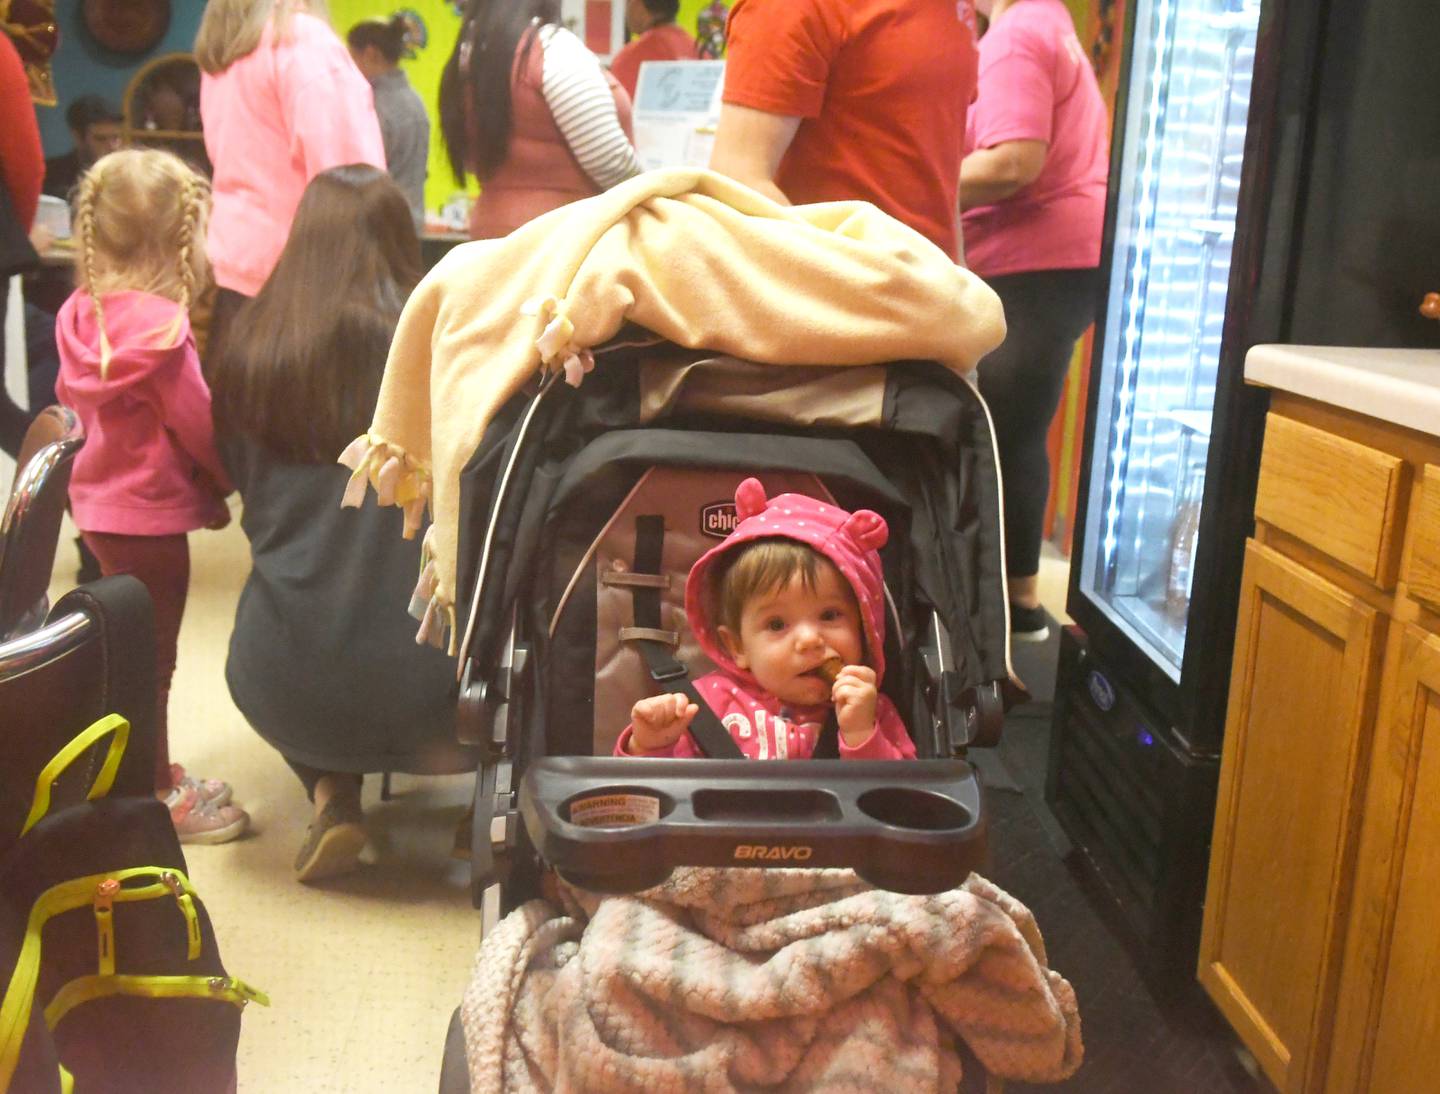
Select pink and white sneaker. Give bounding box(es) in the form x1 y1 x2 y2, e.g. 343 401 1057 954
164 786 249 845
169 763 233 807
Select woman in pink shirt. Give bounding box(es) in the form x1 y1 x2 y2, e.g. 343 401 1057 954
195 0 386 363
960 0 1109 642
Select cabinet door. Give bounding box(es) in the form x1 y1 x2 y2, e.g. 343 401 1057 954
1329 626 1440 1093
1199 540 1383 1093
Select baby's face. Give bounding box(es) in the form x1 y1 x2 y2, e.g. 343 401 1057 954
719 560 864 708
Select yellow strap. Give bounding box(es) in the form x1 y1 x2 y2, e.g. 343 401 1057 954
178 894 201 961
43 974 271 1030
59 1064 73 1094
20 714 131 837
0 866 197 1090
94 905 115 978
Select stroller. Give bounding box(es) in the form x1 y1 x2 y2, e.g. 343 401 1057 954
436 331 1037 1092
449 330 1016 908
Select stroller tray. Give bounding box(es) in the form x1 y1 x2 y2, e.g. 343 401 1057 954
519 756 987 894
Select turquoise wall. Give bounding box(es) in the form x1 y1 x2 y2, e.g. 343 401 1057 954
38 2 208 156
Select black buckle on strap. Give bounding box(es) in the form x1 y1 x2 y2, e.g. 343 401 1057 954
649 659 690 683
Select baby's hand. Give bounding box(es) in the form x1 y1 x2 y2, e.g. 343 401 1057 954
628 693 698 754
832 665 878 749
205 501 232 531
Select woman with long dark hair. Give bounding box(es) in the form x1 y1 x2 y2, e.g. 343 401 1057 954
438 0 639 239
211 165 475 882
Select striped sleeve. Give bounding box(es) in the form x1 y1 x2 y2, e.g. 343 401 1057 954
539 26 640 190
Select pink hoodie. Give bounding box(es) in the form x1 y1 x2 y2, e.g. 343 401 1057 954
616 478 915 761
200 13 385 296
55 290 231 536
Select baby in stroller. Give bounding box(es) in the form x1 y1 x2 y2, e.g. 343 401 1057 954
619 478 915 761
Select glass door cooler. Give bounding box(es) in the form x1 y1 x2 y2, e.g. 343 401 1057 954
1079 0 1257 681
1047 0 1289 997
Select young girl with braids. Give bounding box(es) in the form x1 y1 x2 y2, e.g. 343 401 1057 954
55 148 249 844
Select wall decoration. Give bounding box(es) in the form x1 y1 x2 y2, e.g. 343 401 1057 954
693 0 729 60
1089 0 1121 80
395 7 427 54
80 0 170 57
2 0 59 104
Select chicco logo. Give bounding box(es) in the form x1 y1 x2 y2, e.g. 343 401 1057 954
701 502 739 539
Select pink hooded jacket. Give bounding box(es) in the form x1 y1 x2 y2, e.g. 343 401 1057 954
616 478 915 761
55 290 231 536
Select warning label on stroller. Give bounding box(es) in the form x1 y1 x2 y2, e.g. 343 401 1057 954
567 794 662 828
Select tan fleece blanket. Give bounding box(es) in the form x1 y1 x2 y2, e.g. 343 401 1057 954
339 168 1006 649
460 868 1082 1092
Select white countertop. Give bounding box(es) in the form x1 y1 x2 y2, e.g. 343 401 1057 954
1245 344 1440 439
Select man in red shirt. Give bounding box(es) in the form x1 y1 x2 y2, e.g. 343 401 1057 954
609 0 700 102
709 0 978 261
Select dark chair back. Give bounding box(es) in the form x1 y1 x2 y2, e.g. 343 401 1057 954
0 406 84 640
0 576 156 856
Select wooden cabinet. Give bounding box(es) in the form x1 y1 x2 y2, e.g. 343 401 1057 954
1326 625 1440 1094
1200 396 1440 1093
1200 543 1381 1090
1404 467 1440 611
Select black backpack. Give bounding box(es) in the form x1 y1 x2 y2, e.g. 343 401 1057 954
0 717 267 1092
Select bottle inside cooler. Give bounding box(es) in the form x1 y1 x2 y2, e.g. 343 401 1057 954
1165 461 1206 621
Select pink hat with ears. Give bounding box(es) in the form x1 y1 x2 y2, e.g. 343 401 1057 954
685 477 892 682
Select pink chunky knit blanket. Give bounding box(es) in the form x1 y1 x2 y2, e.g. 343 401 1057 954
460 868 1082 1092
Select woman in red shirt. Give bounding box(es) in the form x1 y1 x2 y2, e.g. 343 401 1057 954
609 0 699 102
710 0 978 261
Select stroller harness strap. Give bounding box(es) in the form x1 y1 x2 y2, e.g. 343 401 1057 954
618 627 681 646
628 516 744 760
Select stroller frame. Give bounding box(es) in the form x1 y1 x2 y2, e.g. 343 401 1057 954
451 334 1018 911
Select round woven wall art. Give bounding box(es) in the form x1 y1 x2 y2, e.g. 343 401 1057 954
81 0 170 56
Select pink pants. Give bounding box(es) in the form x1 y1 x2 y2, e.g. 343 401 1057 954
80 531 189 793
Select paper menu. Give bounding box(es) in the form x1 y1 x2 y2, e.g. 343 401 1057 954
630 60 725 172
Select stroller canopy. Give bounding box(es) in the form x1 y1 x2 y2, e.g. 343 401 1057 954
338 168 1006 650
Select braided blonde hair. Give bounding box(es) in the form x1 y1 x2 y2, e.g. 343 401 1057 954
73 149 211 378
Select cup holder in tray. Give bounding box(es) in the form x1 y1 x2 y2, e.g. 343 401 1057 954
856 787 974 831
520 757 987 895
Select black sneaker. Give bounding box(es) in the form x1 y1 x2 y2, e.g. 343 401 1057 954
1010 603 1051 644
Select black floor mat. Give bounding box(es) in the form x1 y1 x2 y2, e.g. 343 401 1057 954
976 615 1269 1093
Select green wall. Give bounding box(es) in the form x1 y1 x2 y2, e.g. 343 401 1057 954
678 0 719 34
329 0 476 220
